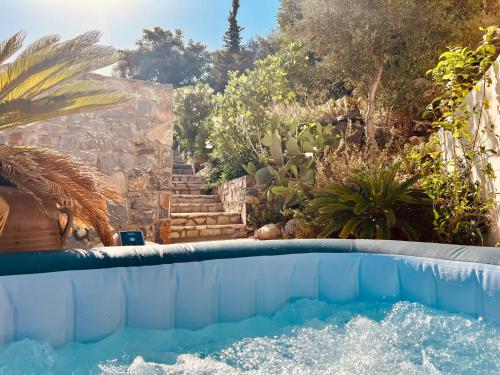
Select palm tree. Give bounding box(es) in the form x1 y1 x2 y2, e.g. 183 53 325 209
0 31 129 246
311 164 433 241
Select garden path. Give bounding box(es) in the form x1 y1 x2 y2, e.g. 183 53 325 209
169 150 247 243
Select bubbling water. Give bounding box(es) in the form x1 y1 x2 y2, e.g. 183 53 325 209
0 299 498 374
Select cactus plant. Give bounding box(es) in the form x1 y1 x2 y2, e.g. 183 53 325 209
243 114 335 208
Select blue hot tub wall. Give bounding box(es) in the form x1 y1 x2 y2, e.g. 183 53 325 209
0 239 499 346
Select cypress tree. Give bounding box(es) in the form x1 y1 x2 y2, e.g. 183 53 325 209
223 0 244 53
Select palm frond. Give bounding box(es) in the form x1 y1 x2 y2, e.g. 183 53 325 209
0 145 123 246
311 163 433 241
19 34 60 58
0 31 131 130
0 32 25 65
0 87 128 131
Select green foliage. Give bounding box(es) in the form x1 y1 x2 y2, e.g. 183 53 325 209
174 84 215 158
278 0 498 116
0 31 129 130
209 49 300 180
244 114 335 209
206 48 255 93
203 153 256 187
115 27 210 87
311 164 433 240
408 26 498 245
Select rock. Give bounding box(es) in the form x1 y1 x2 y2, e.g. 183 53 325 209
108 203 128 226
136 99 153 116
109 172 127 193
409 136 421 146
128 169 148 191
283 219 298 239
245 195 260 205
146 123 171 144
149 171 172 190
413 121 431 135
96 153 119 173
375 127 391 148
346 109 361 118
333 118 365 146
130 208 156 224
254 224 283 240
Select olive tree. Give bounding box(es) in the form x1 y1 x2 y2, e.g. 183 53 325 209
279 0 497 145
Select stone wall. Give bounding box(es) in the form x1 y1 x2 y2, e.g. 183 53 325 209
217 175 260 232
1 74 174 245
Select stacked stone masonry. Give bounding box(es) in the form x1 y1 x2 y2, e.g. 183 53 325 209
0 74 174 246
217 175 261 235
169 150 248 243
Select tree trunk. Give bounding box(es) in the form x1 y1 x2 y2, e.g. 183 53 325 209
366 63 384 147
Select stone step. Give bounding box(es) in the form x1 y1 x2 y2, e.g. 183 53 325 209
172 181 203 189
171 202 223 213
172 188 202 195
173 159 185 164
173 163 192 170
171 194 219 204
171 212 242 226
169 224 247 242
172 175 203 183
172 168 194 175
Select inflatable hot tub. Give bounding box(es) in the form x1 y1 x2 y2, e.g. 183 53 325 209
0 239 499 373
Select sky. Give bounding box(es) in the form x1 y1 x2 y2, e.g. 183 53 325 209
0 0 281 51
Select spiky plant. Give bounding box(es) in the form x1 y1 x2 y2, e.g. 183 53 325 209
311 165 433 241
0 31 129 245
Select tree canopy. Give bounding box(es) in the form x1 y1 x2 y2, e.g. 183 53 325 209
115 27 210 87
224 0 244 53
278 0 499 119
174 83 215 158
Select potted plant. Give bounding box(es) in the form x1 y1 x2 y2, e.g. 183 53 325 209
0 31 129 251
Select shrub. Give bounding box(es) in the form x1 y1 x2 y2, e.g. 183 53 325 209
209 46 307 181
310 164 433 240
174 83 215 159
409 26 498 245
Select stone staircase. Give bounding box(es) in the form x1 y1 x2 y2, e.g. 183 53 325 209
169 150 247 243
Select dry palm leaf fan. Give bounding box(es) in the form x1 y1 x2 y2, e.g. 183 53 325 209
0 145 123 246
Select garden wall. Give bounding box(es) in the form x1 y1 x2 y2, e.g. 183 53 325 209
0 74 174 245
217 175 260 233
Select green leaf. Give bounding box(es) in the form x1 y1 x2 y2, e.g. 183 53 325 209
242 162 257 175
269 130 284 166
283 191 296 208
271 185 290 195
261 133 273 147
270 112 280 131
286 137 301 156
302 141 314 153
254 166 273 187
